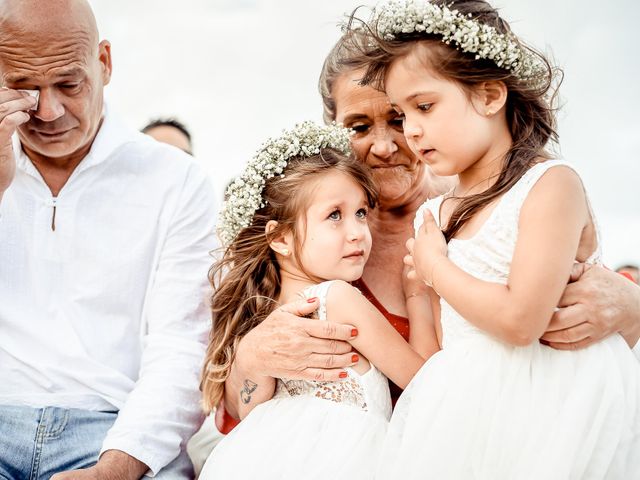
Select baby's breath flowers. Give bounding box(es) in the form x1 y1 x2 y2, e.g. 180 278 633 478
374 0 545 81
218 121 352 246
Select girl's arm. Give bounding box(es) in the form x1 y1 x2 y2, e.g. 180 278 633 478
403 264 442 355
406 294 440 356
327 280 438 389
412 166 590 346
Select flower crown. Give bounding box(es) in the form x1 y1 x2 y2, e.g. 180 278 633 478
373 0 545 81
218 121 352 246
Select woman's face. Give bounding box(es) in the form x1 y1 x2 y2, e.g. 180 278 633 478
333 69 427 209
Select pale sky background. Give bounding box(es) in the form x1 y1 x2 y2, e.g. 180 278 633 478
90 0 639 268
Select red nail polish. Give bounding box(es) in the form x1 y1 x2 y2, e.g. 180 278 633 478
339 372 348 379
307 297 318 303
351 354 359 363
351 328 358 337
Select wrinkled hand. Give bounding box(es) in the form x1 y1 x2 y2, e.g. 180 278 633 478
238 297 358 382
541 263 640 350
50 450 148 480
405 209 448 285
0 88 35 195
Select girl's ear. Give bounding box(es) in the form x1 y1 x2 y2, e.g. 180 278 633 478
476 81 508 116
265 220 293 257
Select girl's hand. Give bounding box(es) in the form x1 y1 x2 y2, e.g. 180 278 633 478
402 261 429 300
409 209 448 285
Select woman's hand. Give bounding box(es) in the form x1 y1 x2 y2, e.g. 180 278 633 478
405 209 448 286
224 297 359 419
541 263 640 350
238 297 358 381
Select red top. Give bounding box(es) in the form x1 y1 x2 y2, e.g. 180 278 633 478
216 278 411 434
352 278 410 405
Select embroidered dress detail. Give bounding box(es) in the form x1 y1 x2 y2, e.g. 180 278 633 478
200 281 392 480
273 281 369 411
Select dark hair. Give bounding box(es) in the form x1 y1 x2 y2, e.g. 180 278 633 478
200 149 378 412
616 264 639 271
142 117 192 145
350 0 562 242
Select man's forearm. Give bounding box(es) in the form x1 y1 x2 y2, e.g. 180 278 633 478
223 336 275 420
97 450 148 479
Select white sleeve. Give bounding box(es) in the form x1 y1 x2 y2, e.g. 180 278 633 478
100 163 218 475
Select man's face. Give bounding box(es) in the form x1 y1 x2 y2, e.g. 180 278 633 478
0 34 111 161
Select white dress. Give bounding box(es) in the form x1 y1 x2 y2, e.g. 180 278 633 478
377 161 640 479
200 281 392 480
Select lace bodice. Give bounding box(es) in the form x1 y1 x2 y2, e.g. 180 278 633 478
273 281 392 419
416 161 601 348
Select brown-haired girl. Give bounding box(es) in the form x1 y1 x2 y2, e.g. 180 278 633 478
199 122 437 479
351 1 640 477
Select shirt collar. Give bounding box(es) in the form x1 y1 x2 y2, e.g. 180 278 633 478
13 102 137 175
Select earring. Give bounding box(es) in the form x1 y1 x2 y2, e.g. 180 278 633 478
486 110 493 116
281 249 289 256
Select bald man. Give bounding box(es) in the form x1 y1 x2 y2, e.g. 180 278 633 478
0 1 217 478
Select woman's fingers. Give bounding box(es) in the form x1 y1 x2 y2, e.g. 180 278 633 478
540 320 592 344
302 318 357 342
306 352 359 370
305 335 353 355
276 296 319 317
295 368 351 382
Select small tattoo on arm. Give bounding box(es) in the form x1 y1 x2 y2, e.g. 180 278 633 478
240 379 258 404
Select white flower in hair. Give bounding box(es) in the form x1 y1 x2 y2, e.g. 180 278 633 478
218 121 353 246
374 0 546 81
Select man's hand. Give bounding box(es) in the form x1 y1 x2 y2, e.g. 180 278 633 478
238 296 358 382
541 263 640 350
50 450 148 480
0 88 35 196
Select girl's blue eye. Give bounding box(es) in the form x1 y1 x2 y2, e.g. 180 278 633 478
356 208 368 219
328 210 341 221
418 103 433 112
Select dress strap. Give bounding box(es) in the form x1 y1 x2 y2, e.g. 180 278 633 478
503 160 602 265
300 281 336 321
504 160 569 211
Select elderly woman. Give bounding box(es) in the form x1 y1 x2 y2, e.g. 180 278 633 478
216 30 640 430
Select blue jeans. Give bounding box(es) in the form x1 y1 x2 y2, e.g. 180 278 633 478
0 405 193 479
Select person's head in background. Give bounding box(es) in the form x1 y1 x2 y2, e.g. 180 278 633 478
616 264 639 284
142 117 192 155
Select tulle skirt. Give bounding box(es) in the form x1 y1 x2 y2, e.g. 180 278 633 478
200 395 388 479
377 334 640 479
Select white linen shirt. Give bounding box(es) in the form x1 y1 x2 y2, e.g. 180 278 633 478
0 108 218 475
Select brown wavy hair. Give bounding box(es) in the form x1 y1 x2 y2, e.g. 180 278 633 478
348 0 562 241
200 149 378 412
